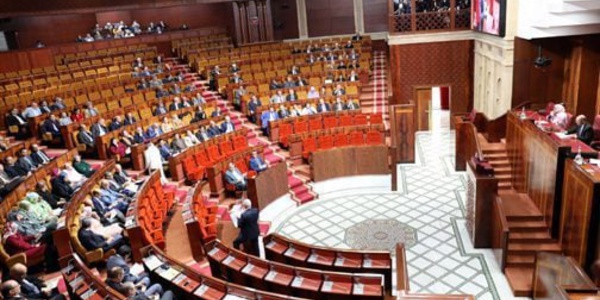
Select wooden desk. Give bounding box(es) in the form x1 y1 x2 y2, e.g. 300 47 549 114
247 161 289 210
506 111 596 237
465 160 498 248
310 145 389 182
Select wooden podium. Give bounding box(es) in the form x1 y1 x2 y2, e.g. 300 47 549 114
247 162 288 210
466 160 498 248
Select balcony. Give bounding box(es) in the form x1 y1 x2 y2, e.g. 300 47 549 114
389 0 471 34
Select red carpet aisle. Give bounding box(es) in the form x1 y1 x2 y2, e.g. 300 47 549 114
360 50 389 129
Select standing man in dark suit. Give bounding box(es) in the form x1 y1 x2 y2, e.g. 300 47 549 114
566 115 594 145
233 199 260 256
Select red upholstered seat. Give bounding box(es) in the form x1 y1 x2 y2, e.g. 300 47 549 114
323 116 338 129
318 135 334 150
366 131 383 145
339 115 353 127
540 102 555 116
370 114 383 125
349 131 364 145
309 118 323 131
302 137 317 159
334 133 349 147
207 145 224 162
279 123 293 147
219 140 235 157
294 120 308 134
183 156 205 181
232 136 248 152
195 151 213 166
354 114 368 125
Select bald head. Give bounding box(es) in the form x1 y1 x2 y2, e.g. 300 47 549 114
575 115 588 125
1 280 20 299
242 199 252 209
9 263 27 280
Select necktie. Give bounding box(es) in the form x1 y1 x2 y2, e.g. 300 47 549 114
579 126 584 137
16 115 25 124
40 151 50 163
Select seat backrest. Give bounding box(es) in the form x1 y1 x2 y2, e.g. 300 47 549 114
294 120 308 133
318 135 333 149
354 114 368 126
334 133 349 147
593 115 600 140
303 137 317 152
309 118 322 131
366 131 383 145
349 131 364 145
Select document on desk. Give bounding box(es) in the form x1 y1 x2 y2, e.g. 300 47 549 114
158 266 181 281
353 283 364 295
143 255 163 271
554 132 571 140
130 263 144 276
590 159 600 167
322 281 333 292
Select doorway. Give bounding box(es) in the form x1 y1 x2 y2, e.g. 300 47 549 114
414 85 450 131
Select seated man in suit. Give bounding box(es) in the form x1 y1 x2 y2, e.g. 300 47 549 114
78 217 124 252
247 95 262 123
333 98 345 112
286 89 298 102
109 116 123 131
42 115 61 138
565 115 594 145
232 199 260 255
78 124 96 148
4 156 28 178
207 121 222 137
192 106 207 123
170 133 187 153
133 127 147 144
91 119 109 139
145 123 162 140
169 97 183 111
154 102 168 116
195 126 211 142
107 246 150 285
260 107 279 136
225 162 247 191
220 116 235 134
249 151 268 173
105 267 165 300
211 106 222 118
0 164 24 197
333 84 346 96
124 112 137 126
6 108 30 139
51 172 74 200
22 103 42 119
16 149 37 173
158 139 172 161
317 98 331 113
90 189 126 224
346 98 360 110
9 263 65 300
30 144 52 166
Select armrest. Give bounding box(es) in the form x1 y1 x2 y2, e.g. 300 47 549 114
6 253 27 268
85 248 104 263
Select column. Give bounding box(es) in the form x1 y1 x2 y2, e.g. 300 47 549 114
296 0 308 38
353 0 365 34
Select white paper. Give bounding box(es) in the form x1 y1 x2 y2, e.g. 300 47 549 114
554 132 571 140
265 271 277 281
158 267 180 280
223 295 245 300
172 273 186 284
307 254 318 263
363 258 372 268
194 284 209 296
265 241 276 249
241 264 254 274
291 276 304 287
223 255 235 266
589 159 600 166
335 257 345 266
208 247 220 257
285 247 295 256
130 263 144 276
69 276 84 288
353 283 364 295
229 204 243 228
143 255 162 271
322 281 333 292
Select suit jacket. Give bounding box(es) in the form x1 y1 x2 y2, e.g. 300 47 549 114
91 123 108 138
78 130 95 147
124 117 137 125
317 103 331 113
169 103 182 111
220 122 235 133
37 189 61 209
260 112 279 128
109 121 122 131
249 157 267 172
207 126 221 137
5 164 27 178
17 276 48 299
133 133 146 144
155 106 167 116
333 102 345 111
16 156 37 172
211 111 221 118
193 111 207 122
567 124 594 145
31 150 51 165
6 114 28 127
247 101 261 113
225 168 244 185
51 177 74 199
278 109 290 119
106 254 130 275
171 138 187 152
286 94 298 102
195 131 211 142
237 208 260 242
42 120 61 135
78 228 107 251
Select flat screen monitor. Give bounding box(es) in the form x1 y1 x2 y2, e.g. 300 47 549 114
471 0 506 37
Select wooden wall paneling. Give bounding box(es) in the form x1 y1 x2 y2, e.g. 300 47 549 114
263 0 274 41
559 159 600 270
389 102 416 163
0 52 23 73
240 3 249 44
246 1 260 43
270 0 299 40
388 40 474 116
574 40 600 121
305 0 354 37
95 10 132 25
257 1 266 41
362 0 388 33
27 48 54 68
232 2 242 46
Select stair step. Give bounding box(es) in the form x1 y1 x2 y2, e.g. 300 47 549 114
505 267 533 297
507 220 547 231
494 167 512 175
509 231 552 241
490 159 510 167
506 254 536 267
498 182 512 190
485 153 508 160
507 242 561 253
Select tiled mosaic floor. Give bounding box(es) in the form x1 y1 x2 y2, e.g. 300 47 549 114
272 113 526 299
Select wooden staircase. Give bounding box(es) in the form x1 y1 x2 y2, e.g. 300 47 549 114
478 135 512 191
500 193 562 297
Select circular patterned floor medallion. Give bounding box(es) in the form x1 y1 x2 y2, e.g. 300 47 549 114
344 219 417 252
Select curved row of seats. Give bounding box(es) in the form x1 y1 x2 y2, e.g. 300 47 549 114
65 159 118 265
285 125 385 161
183 181 218 260
0 137 39 163
205 239 386 299
57 45 156 65
272 112 382 146
127 171 175 260
61 253 125 300
171 128 248 182
0 148 79 268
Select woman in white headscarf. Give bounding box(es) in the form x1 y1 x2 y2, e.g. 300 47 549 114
548 104 568 128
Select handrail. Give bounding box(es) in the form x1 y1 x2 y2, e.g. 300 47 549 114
493 197 509 271
396 243 410 291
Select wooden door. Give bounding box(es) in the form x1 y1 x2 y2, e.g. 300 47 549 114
415 87 432 131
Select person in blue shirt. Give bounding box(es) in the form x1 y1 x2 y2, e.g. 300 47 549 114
249 151 268 173
260 107 279 136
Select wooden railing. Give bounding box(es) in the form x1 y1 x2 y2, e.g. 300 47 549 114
389 0 470 34
491 197 509 272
